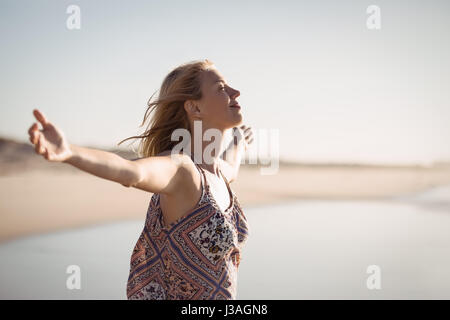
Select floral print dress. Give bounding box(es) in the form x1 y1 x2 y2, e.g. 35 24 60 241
126 160 250 300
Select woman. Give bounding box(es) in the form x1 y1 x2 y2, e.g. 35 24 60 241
27 59 254 300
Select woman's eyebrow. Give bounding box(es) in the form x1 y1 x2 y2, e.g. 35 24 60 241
214 80 227 84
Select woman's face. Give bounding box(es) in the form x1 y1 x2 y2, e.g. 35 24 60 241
191 67 242 130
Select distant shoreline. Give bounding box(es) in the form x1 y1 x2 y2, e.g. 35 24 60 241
1 136 449 176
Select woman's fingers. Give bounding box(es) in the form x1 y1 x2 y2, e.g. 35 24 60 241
243 126 253 147
31 132 52 160
30 130 36 145
234 124 254 149
29 111 45 148
34 134 41 153
239 124 252 135
28 110 56 160
28 122 38 135
44 148 50 160
241 126 252 134
243 126 253 138
33 109 49 128
28 123 39 144
29 127 41 145
39 136 46 155
35 134 46 155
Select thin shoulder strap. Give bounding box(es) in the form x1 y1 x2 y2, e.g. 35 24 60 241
218 167 231 189
218 167 234 208
192 160 208 200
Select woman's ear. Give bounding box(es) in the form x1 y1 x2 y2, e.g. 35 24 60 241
183 100 190 113
184 100 201 119
184 100 194 113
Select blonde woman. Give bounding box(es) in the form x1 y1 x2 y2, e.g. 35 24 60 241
28 59 254 300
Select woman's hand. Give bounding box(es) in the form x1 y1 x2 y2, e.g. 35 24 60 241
232 124 254 151
28 109 73 162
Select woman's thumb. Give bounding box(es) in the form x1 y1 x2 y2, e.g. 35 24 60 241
33 109 49 127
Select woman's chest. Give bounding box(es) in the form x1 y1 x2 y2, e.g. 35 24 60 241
204 172 233 213
185 210 245 266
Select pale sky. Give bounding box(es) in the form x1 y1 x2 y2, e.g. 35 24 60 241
1 0 449 165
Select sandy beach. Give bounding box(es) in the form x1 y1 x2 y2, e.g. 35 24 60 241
1 137 450 243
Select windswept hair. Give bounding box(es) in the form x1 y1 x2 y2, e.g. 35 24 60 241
117 59 215 158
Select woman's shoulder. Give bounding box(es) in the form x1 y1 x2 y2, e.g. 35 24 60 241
156 149 200 183
129 150 199 195
155 150 173 157
156 150 195 168
132 150 195 173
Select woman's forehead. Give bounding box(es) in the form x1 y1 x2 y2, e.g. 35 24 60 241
203 68 226 85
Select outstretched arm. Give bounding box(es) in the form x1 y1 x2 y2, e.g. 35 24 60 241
64 144 141 188
220 124 254 183
28 109 189 194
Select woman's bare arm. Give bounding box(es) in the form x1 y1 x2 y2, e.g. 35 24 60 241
64 145 141 188
28 109 190 194
220 125 254 183
64 146 190 193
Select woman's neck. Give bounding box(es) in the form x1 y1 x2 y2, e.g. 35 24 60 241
189 122 226 178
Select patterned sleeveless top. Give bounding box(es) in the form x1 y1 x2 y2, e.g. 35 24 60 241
126 161 250 300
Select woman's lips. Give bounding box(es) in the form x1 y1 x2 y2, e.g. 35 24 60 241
230 104 241 109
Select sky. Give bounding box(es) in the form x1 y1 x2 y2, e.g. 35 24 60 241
1 0 449 165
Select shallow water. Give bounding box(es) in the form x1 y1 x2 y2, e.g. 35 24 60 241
1 185 449 299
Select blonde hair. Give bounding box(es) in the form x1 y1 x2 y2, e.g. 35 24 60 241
117 59 215 158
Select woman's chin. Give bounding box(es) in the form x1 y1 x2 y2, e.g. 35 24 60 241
231 115 243 127
220 113 243 129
